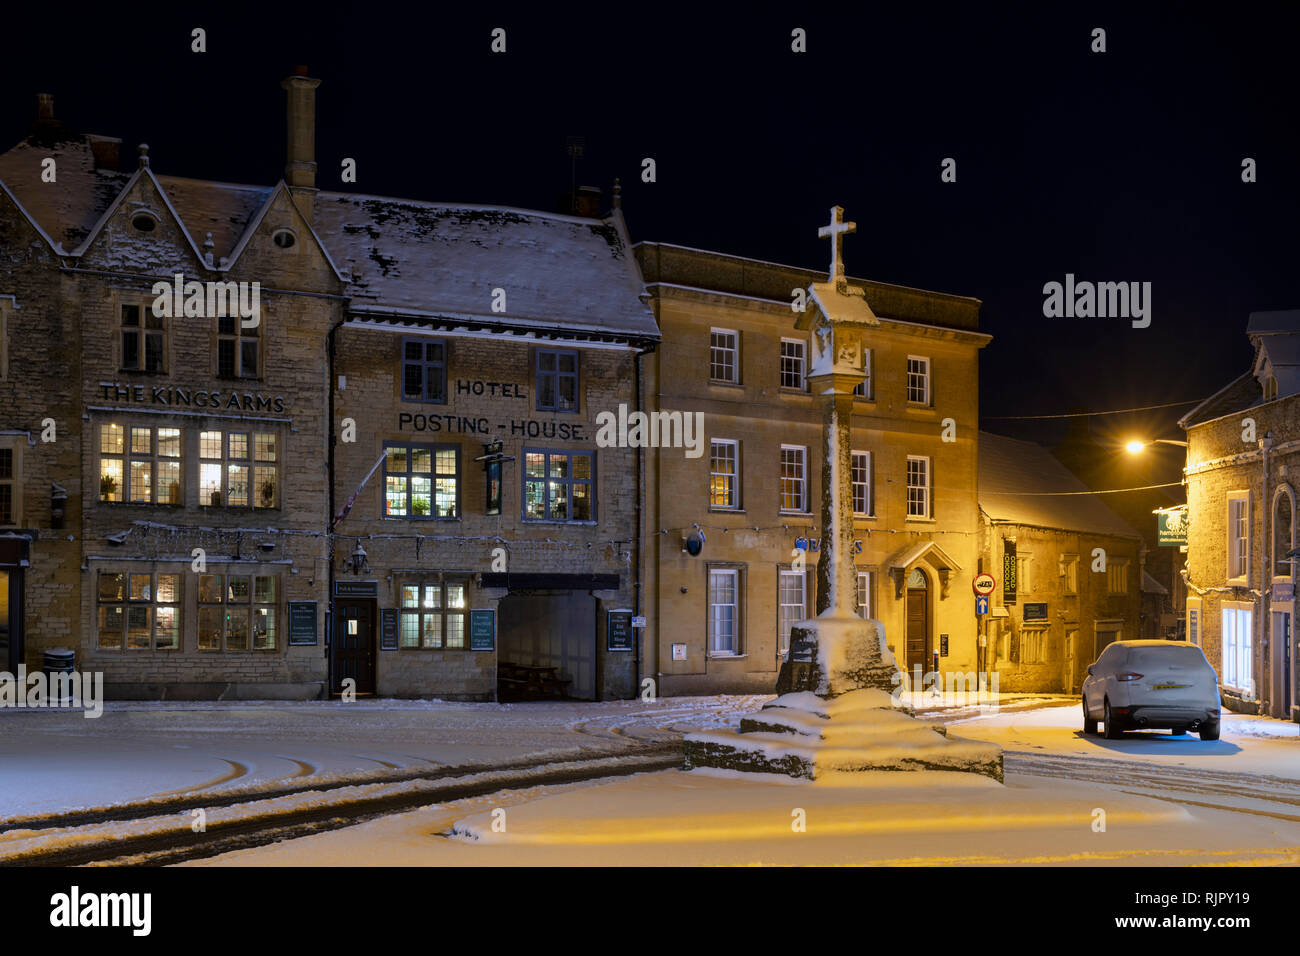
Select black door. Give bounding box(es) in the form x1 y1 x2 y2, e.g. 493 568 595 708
0 562 22 674
332 600 375 695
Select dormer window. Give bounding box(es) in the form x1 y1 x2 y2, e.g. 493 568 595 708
272 229 297 249
130 212 159 233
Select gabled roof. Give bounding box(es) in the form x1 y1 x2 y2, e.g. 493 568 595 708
155 175 274 264
0 134 127 252
887 540 962 572
314 192 658 340
979 431 1140 538
1178 371 1261 428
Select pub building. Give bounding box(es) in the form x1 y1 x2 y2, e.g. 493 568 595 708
0 73 656 700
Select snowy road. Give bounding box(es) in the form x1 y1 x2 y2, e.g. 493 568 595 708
4 697 1299 865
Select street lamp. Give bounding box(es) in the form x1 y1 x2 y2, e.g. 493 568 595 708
1126 438 1189 454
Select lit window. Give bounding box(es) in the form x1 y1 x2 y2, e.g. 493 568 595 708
384 443 459 519
100 424 182 505
200 429 278 508
710 440 739 509
97 571 182 650
1221 603 1254 695
856 570 873 619
398 578 468 649
852 349 873 399
523 449 594 522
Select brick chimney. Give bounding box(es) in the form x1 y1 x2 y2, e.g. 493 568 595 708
281 66 320 221
574 185 602 217
88 135 122 172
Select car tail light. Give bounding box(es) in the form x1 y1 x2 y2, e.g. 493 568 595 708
1115 672 1144 682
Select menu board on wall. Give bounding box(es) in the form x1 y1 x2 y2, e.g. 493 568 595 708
288 602 318 646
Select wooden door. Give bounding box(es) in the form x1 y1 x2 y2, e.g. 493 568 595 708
333 600 375 695
906 583 928 674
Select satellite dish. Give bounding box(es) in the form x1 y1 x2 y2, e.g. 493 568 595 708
684 529 706 556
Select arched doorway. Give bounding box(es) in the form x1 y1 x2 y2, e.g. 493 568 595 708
905 567 929 674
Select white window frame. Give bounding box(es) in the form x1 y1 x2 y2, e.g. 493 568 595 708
1221 601 1254 696
906 355 931 405
853 348 873 400
778 568 806 657
851 450 872 516
1227 492 1249 580
856 570 874 619
709 328 739 384
780 444 808 514
709 439 740 510
906 455 931 518
708 568 741 656
780 338 806 391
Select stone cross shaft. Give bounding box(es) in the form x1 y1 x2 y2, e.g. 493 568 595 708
818 205 857 285
816 390 860 618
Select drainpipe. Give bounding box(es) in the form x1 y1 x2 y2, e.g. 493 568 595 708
326 315 347 698
1260 432 1274 714
632 340 657 699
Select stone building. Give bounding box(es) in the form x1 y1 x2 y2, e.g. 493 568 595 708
1180 309 1300 721
635 241 989 696
0 73 656 700
978 432 1142 694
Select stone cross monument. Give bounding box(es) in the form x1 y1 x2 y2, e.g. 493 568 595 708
682 206 1003 782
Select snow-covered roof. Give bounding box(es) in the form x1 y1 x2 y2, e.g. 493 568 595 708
0 134 127 252
315 193 657 340
979 431 1140 538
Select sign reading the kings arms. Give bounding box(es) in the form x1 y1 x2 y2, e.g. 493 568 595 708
98 381 286 414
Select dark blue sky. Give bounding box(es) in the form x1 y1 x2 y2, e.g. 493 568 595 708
4 2 1296 452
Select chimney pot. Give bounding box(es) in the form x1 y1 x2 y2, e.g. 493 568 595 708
36 93 54 121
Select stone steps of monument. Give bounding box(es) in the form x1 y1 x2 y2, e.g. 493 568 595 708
683 728 1003 782
740 706 947 740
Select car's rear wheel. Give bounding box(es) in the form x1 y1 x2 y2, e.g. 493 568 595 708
1200 720 1221 741
1082 698 1098 735
1104 699 1124 739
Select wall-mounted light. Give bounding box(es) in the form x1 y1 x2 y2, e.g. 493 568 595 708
347 541 369 576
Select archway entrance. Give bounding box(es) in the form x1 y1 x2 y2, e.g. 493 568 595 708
905 567 929 674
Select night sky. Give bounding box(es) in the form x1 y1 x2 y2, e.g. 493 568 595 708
4 3 1297 469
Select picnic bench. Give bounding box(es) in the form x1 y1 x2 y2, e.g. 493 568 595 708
497 661 573 700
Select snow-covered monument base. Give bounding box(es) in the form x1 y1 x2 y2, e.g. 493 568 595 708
683 616 1004 781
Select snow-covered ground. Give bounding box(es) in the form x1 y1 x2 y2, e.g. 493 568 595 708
0 695 766 819
181 698 1300 866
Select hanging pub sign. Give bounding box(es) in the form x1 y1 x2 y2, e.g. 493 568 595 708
1156 506 1188 547
607 610 634 651
470 609 496 650
1002 541 1017 605
288 601 318 646
380 608 398 650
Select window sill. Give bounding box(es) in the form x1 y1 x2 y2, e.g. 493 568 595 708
708 380 743 389
709 507 745 514
905 516 936 524
400 398 449 406
707 653 747 660
383 515 461 521
99 501 184 507
522 519 598 526
905 402 934 410
779 512 813 520
116 369 167 376
779 388 810 396
534 408 580 415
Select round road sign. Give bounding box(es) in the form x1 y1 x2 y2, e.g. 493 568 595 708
972 573 996 596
